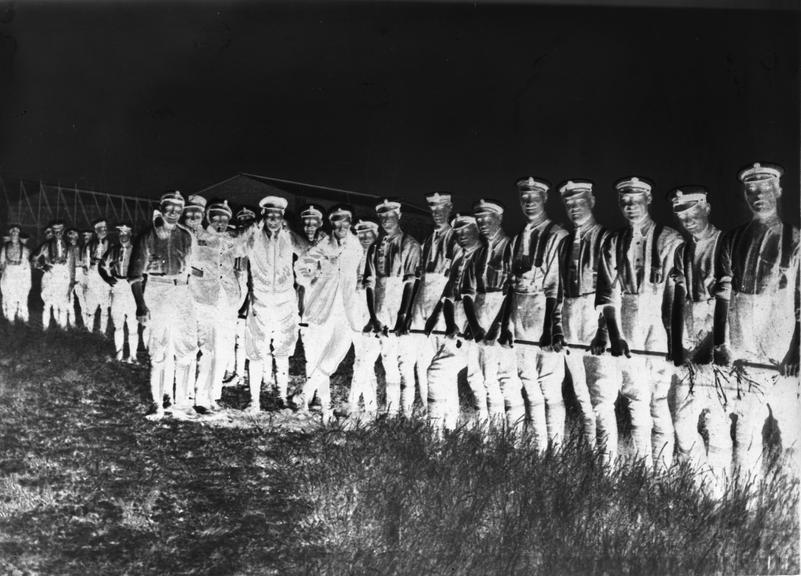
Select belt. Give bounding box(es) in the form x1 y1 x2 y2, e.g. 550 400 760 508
148 275 189 285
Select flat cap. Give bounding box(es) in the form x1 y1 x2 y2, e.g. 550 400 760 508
184 194 207 211
473 198 505 216
115 224 133 233
207 200 233 218
451 213 477 229
235 206 256 221
160 190 185 207
559 179 594 198
375 198 402 214
516 177 550 194
738 162 784 183
425 192 452 206
667 186 709 212
300 204 325 220
615 176 653 195
259 195 288 211
354 219 379 233
327 203 354 221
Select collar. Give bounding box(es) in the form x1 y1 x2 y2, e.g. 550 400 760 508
381 229 402 241
524 214 548 231
486 228 504 247
629 216 654 236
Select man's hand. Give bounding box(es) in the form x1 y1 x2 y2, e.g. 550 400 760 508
539 328 552 352
445 320 459 340
424 314 438 337
498 327 514 348
470 324 486 344
590 330 608 356
136 305 150 326
713 344 732 367
393 313 408 336
779 343 800 377
107 276 118 287
484 323 500 344
363 317 385 335
609 336 631 358
551 334 564 354
672 346 686 368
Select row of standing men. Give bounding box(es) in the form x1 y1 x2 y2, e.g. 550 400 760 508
1 162 798 495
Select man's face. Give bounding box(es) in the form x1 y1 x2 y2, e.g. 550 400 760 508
303 216 322 241
519 190 547 221
209 213 231 234
44 229 53 240
9 229 19 242
182 209 204 231
744 179 780 216
237 216 255 230
455 223 480 248
119 231 132 244
475 212 502 238
53 227 64 239
563 193 594 227
263 210 284 233
161 202 183 225
67 232 78 245
619 193 651 225
82 233 93 244
331 216 352 240
357 229 377 250
378 210 400 234
675 203 711 238
430 204 452 229
95 224 107 239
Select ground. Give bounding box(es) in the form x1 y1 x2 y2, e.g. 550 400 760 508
0 318 798 576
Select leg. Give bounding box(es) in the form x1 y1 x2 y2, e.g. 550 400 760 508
539 350 567 449
380 334 402 416
565 351 597 446
620 356 653 467
649 356 675 471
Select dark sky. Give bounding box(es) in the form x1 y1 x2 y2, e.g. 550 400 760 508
0 0 798 230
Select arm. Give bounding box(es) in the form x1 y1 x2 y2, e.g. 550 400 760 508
712 230 734 366
394 237 422 335
97 246 117 286
127 233 150 324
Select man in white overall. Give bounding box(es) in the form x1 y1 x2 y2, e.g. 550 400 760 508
83 219 112 335
293 204 363 424
595 176 683 470
226 206 256 386
348 219 381 422
461 199 514 433
245 195 309 412
405 192 459 417
99 224 139 363
504 177 568 451
298 203 329 380
33 222 71 330
130 191 197 420
362 198 421 417
191 200 249 413
558 180 613 455
666 186 727 496
0 225 31 323
713 162 800 481
424 213 484 434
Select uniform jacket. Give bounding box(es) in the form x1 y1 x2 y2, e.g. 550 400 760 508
295 232 364 330
188 226 249 308
461 229 512 298
128 224 194 283
246 223 309 298
595 217 683 308
558 221 611 299
509 218 568 299
362 230 421 288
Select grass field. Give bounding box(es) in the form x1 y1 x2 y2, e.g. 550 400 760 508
0 318 798 575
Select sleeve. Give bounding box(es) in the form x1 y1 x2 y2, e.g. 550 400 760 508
289 229 311 256
128 231 150 284
293 244 323 287
713 229 734 302
31 242 47 268
362 243 376 289
0 244 6 271
543 229 568 300
501 238 514 294
415 235 429 280
669 242 687 286
401 237 421 283
595 231 618 309
661 227 684 276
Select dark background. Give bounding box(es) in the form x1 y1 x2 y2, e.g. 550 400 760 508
0 0 798 231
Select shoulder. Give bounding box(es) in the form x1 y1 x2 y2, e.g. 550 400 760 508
548 222 568 241
400 232 421 250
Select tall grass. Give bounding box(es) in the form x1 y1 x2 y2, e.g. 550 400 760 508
292 419 800 576
0 319 798 575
